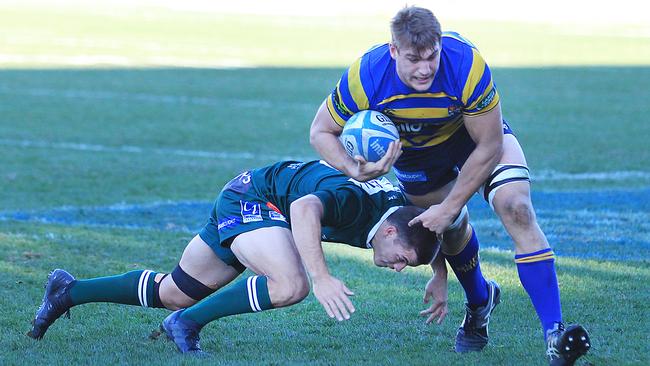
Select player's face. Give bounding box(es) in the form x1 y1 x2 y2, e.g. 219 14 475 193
389 42 441 92
372 238 418 272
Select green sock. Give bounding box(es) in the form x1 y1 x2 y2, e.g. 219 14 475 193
69 270 163 308
180 275 274 326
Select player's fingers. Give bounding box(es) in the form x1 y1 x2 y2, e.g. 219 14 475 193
419 306 435 316
327 299 345 321
343 284 355 297
320 300 335 319
436 310 448 324
353 155 367 164
423 291 432 303
408 215 422 227
425 311 440 324
340 293 356 314
332 297 350 321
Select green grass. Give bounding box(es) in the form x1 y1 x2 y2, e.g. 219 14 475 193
1 222 648 365
0 1 649 365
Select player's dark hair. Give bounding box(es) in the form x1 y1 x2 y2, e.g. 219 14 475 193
390 6 442 53
387 206 440 265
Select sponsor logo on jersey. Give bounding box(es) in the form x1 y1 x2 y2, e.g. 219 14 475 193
266 202 287 222
448 104 461 116
349 176 397 194
393 169 427 182
331 90 352 116
287 162 304 170
475 87 496 111
396 122 423 133
269 211 287 222
240 200 263 223
217 216 240 231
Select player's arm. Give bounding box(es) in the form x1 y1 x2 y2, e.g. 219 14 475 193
289 194 355 321
409 104 503 232
310 101 402 182
443 103 503 214
420 252 449 324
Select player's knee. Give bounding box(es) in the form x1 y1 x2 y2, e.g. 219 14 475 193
269 274 309 307
498 193 536 228
158 265 216 310
440 206 470 255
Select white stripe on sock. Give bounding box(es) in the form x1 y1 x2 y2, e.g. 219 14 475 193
142 270 153 308
251 276 261 312
246 276 255 312
137 271 147 307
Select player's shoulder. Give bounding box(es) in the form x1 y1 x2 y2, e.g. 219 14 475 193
441 31 479 62
358 43 393 75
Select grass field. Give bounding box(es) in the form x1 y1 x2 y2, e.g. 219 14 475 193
1 1 649 365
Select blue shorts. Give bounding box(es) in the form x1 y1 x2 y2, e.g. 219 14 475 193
199 172 290 272
394 120 514 195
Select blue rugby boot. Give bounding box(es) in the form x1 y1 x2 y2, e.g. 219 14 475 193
454 279 501 352
161 310 206 355
546 322 591 366
28 269 75 340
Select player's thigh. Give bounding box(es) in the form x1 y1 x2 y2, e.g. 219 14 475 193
499 133 528 166
178 234 242 288
230 227 309 305
159 235 242 309
405 178 455 207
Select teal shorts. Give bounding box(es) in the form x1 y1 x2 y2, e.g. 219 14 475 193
199 172 290 272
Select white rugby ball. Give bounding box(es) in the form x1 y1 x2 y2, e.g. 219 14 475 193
339 110 399 162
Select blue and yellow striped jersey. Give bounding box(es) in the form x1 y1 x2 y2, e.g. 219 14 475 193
327 32 500 150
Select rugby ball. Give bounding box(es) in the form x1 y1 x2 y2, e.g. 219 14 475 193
339 110 399 162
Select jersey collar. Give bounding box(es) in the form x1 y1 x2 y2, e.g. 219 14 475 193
366 206 402 248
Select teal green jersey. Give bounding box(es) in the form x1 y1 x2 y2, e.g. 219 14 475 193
246 160 406 248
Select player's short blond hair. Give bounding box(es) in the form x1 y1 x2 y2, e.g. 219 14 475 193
390 6 442 53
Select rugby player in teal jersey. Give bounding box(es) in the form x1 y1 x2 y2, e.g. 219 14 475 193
29 160 439 354
309 6 589 365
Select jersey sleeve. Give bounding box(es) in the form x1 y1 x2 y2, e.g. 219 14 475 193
311 187 364 227
458 48 500 116
325 55 374 127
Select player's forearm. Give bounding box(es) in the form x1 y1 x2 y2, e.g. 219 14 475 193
310 130 357 175
431 251 448 278
442 139 501 213
290 197 331 279
309 100 357 176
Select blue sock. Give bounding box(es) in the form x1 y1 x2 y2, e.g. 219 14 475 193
444 225 489 308
515 248 563 339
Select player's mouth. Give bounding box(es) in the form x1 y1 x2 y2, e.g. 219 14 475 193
412 75 433 84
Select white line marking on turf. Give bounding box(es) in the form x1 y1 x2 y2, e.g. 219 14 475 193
2 138 648 182
0 85 315 111
0 138 310 162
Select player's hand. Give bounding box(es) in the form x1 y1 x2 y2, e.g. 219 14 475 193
408 203 458 239
420 274 448 324
349 140 402 182
312 275 355 321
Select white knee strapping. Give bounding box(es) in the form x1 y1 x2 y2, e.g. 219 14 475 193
447 205 468 231
480 164 530 209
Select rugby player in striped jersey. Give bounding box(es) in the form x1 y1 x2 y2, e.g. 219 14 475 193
309 6 590 365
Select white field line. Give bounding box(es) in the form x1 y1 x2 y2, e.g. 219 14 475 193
2 137 649 182
0 85 315 111
0 138 310 162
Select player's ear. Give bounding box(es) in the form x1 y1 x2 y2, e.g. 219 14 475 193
383 224 398 238
389 43 398 59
